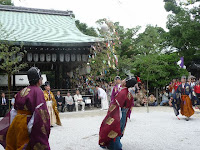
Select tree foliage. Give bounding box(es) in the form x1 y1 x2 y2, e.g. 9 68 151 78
75 20 98 37
0 0 12 5
164 0 200 66
0 24 27 101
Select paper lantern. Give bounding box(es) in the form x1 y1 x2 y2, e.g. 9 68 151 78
65 54 70 62
82 54 87 62
40 54 45 62
101 23 109 32
52 54 57 62
60 53 64 62
46 54 51 62
71 54 75 61
77 54 81 61
27 53 32 62
33 54 39 62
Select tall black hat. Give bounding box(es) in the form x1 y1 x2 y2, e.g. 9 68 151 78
115 76 121 80
27 67 42 82
44 81 50 87
126 76 137 88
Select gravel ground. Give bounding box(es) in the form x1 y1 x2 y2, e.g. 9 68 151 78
1 106 200 150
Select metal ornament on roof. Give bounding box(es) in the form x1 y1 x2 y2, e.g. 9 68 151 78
82 54 87 62
40 54 45 62
71 54 75 62
65 54 70 62
27 53 32 62
77 54 81 61
17 53 22 62
46 54 51 62
60 53 64 62
33 53 39 62
52 54 57 62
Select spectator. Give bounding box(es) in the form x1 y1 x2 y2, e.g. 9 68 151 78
168 79 176 98
175 78 181 91
148 94 157 106
55 91 65 112
96 85 109 110
0 92 8 117
65 92 74 112
160 90 169 106
74 90 85 111
11 94 17 108
194 81 200 106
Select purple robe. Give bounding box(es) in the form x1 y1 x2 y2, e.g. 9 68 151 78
0 85 50 150
111 84 121 104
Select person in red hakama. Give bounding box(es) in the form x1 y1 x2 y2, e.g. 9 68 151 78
99 76 137 150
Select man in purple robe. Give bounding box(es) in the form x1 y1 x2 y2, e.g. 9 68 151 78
0 67 50 150
111 76 121 104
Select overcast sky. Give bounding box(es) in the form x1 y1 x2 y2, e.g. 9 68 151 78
14 0 170 30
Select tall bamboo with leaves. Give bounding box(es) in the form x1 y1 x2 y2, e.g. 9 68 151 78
0 24 27 109
89 19 121 81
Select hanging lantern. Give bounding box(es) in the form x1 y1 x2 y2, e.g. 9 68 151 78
82 54 87 62
71 54 75 61
17 53 22 62
33 54 39 62
40 54 45 62
27 53 32 62
65 54 70 62
60 53 64 62
52 54 57 62
46 54 51 62
77 54 81 61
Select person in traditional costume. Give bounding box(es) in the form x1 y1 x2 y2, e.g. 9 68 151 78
99 76 137 150
43 81 61 126
111 76 121 104
0 67 51 150
169 76 194 121
96 85 109 110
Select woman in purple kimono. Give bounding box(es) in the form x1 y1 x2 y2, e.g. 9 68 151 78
0 67 50 150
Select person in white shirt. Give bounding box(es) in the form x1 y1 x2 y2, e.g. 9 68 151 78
65 92 74 112
74 90 85 111
96 85 109 110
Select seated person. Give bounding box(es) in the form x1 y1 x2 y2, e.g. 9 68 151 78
55 91 65 112
0 92 9 117
74 90 85 111
65 92 74 112
160 90 169 106
148 94 157 106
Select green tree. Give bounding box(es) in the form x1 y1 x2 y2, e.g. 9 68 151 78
0 24 27 107
0 0 12 5
75 20 98 37
164 0 200 66
131 25 188 89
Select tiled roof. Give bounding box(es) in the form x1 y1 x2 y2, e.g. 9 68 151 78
0 5 101 46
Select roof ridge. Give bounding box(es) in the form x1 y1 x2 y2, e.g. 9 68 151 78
0 4 73 16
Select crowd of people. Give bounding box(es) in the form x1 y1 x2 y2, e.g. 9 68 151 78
1 75 200 118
